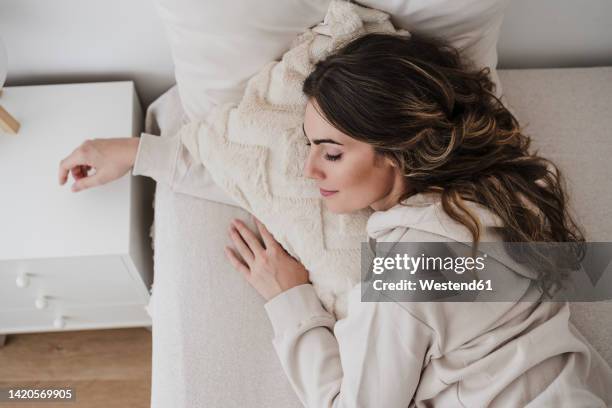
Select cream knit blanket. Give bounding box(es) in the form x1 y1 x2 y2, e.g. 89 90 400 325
179 1 408 318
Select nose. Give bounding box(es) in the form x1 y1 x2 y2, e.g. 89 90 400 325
303 150 324 181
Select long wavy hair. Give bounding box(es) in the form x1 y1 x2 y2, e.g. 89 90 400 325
302 32 585 295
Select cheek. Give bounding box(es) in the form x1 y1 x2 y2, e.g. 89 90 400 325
333 156 394 194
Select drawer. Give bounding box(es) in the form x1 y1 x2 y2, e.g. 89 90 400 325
0 304 152 334
0 255 147 311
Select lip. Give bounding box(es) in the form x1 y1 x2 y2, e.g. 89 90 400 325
319 188 338 197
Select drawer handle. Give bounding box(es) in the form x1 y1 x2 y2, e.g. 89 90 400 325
53 316 66 329
16 273 30 288
35 296 48 310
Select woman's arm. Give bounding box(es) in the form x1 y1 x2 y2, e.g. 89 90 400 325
133 126 238 205
264 283 435 408
57 132 182 192
225 217 435 407
132 126 237 206
57 120 236 204
131 132 181 186
58 137 140 192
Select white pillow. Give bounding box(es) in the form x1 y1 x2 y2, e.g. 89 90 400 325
154 0 333 121
154 0 508 122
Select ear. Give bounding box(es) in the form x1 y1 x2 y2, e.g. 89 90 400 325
374 152 398 169
385 156 397 168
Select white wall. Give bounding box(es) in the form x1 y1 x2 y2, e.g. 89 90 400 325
1 0 611 108
0 0 174 107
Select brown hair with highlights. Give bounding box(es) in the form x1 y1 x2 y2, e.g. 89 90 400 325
302 32 585 295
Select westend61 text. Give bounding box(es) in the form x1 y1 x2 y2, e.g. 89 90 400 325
372 279 493 292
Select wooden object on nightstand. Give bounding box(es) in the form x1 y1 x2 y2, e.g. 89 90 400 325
0 82 155 338
0 88 21 134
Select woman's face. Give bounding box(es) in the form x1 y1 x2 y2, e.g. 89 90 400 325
302 99 406 213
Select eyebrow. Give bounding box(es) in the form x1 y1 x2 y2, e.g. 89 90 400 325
302 124 344 146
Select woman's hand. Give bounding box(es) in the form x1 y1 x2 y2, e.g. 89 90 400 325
225 216 310 301
58 137 140 192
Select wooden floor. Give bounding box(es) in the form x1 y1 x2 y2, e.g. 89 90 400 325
0 328 151 408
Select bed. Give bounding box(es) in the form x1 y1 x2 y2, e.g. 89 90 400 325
142 66 612 407
138 2 612 407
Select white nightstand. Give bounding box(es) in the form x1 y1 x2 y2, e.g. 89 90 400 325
0 81 155 337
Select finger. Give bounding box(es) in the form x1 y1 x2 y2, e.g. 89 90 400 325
71 165 87 180
229 224 255 264
71 173 102 192
58 155 77 185
70 167 81 180
58 149 89 185
80 165 93 178
232 219 265 256
224 246 251 278
253 216 282 252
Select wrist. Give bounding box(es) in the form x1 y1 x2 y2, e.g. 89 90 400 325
128 137 140 168
266 282 311 302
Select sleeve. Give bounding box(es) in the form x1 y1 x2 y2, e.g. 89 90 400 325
264 283 435 408
131 131 239 207
131 132 181 186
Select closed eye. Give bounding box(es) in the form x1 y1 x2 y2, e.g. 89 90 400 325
325 153 342 161
305 141 342 161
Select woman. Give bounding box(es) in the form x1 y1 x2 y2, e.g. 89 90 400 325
221 33 612 407
57 33 612 406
